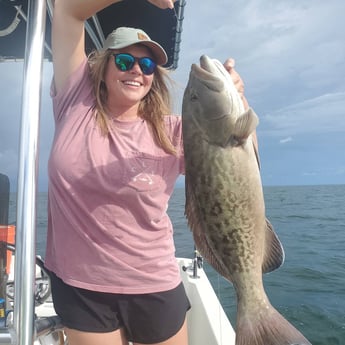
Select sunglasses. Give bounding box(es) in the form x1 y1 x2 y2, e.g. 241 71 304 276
113 53 157 76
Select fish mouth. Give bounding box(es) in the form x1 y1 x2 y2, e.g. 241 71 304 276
190 55 226 92
199 54 219 72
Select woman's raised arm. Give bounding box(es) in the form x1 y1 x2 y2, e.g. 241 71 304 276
52 0 121 93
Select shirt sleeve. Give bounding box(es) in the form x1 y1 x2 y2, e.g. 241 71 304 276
50 58 95 124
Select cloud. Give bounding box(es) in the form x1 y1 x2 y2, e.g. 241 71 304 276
279 137 292 144
302 172 317 177
259 92 345 137
179 1 345 112
204 1 345 111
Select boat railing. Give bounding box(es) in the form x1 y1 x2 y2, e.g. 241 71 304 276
0 241 64 344
0 0 48 344
182 248 204 279
34 316 63 339
0 316 64 344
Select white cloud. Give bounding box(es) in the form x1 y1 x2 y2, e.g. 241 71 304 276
260 92 345 137
196 1 345 103
302 172 317 177
279 137 292 144
334 167 345 176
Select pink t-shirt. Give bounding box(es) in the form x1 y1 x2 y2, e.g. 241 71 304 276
45 58 185 294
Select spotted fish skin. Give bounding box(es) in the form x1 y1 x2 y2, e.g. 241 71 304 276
182 55 312 345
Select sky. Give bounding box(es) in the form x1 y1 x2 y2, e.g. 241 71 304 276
1 0 345 191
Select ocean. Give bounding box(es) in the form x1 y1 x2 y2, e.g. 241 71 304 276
8 184 345 345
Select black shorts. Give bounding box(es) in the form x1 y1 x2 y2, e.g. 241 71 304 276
49 272 191 344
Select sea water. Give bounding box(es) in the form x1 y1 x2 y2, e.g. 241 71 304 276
8 184 345 345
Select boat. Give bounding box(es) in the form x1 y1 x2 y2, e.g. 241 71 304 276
4 249 236 345
0 0 236 344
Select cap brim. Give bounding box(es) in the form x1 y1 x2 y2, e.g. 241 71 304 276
105 40 168 66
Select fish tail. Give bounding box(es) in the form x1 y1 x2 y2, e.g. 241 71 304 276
236 304 312 345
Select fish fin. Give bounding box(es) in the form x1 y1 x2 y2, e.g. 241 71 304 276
185 179 230 280
262 218 285 273
253 140 261 170
236 302 312 345
232 108 259 144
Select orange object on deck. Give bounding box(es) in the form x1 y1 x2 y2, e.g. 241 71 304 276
0 225 15 274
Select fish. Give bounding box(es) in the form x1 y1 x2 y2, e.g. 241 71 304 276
182 55 312 345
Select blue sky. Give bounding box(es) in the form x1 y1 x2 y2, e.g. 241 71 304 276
1 0 345 191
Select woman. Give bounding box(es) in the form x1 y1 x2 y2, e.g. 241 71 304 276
45 1 250 344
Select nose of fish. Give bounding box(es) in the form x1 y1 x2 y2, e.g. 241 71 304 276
199 55 216 73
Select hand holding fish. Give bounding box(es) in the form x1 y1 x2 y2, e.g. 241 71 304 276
223 58 249 110
146 0 176 9
224 57 257 148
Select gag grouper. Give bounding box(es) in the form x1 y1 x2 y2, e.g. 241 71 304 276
182 55 312 345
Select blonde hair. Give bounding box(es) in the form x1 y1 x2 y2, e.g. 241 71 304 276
88 49 177 155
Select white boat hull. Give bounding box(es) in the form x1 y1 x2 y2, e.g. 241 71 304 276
8 257 236 345
178 258 236 345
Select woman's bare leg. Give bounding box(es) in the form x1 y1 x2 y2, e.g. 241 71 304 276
64 327 128 345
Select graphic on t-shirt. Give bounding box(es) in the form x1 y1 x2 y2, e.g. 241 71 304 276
123 151 162 192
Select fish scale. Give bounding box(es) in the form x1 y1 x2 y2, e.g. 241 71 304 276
186 140 262 275
182 54 312 345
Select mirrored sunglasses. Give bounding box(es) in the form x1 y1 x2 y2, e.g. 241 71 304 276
113 53 157 76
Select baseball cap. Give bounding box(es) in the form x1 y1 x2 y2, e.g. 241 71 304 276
103 27 168 66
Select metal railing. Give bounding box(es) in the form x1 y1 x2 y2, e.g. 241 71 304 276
13 0 46 344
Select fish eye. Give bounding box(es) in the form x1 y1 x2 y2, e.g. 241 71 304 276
190 93 198 102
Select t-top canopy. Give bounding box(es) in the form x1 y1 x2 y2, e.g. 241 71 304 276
0 0 186 69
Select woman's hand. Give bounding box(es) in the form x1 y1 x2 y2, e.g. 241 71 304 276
224 58 258 150
146 0 176 9
223 58 249 110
